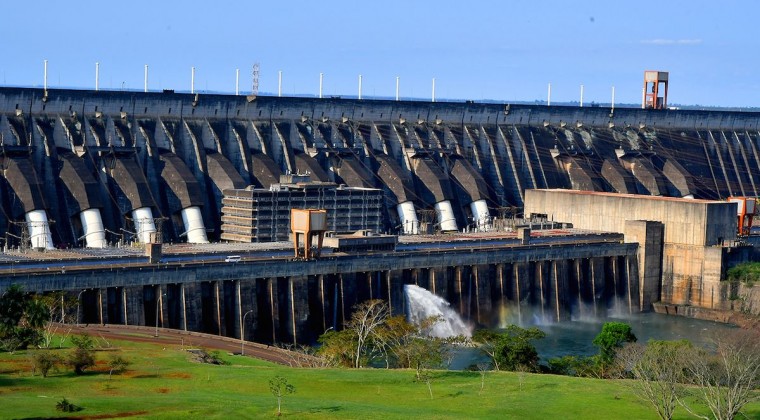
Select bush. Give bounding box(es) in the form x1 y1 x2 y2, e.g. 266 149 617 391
56 397 81 412
190 348 229 365
593 322 636 366
108 354 131 379
31 351 60 377
0 285 46 352
726 262 760 284
68 347 95 375
71 334 95 350
473 325 546 372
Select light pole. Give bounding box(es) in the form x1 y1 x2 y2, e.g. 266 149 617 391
75 290 85 326
154 290 165 338
241 309 254 355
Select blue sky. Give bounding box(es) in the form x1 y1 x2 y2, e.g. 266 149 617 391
1 0 757 107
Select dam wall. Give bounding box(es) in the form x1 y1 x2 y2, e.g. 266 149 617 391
1 87 759 326
2 87 760 248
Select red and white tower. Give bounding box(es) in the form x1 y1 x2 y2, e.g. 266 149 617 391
643 70 669 109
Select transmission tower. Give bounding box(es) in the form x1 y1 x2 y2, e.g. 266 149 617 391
417 209 437 235
125 215 167 245
252 63 260 96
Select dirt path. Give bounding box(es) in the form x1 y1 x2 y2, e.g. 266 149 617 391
67 324 299 365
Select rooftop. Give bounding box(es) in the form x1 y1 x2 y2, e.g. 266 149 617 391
531 189 727 204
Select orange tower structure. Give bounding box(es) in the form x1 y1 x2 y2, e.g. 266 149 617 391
643 71 669 109
291 209 328 259
728 197 756 236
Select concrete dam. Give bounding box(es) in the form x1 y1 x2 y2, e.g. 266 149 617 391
0 86 757 343
0 231 639 344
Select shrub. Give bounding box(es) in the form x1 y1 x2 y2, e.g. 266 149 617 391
56 398 81 412
593 322 637 366
68 347 95 375
71 334 95 350
546 355 598 377
472 325 546 372
108 354 131 379
726 262 760 284
190 348 229 365
31 351 60 377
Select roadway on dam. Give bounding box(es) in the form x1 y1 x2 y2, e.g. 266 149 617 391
0 229 621 277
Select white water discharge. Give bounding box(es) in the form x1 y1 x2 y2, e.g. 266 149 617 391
404 284 471 338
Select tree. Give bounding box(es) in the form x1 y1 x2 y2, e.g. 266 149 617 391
107 354 131 379
416 365 435 399
546 355 597 377
473 329 502 371
316 329 357 367
67 334 95 375
593 322 637 366
0 285 47 352
681 330 760 420
345 299 389 368
37 292 77 349
31 351 60 378
316 303 447 371
616 340 692 420
269 375 295 416
372 315 418 368
472 325 546 372
408 336 446 379
476 362 490 394
374 315 445 370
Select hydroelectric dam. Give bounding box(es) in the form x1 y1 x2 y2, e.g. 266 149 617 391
0 85 757 344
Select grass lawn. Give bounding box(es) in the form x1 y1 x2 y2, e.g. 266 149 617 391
1 335 757 419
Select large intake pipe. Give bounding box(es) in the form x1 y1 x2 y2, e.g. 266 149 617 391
434 200 458 232
396 201 419 234
131 207 157 244
79 208 107 248
25 210 54 249
181 206 209 243
470 199 490 231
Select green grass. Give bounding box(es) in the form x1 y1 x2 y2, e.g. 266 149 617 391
1 336 758 419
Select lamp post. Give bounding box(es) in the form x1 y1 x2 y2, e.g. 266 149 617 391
154 290 166 338
75 290 85 326
241 309 254 355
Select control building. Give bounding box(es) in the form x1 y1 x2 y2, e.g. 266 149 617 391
220 174 383 242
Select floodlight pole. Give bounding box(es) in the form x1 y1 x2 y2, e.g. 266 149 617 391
241 310 254 355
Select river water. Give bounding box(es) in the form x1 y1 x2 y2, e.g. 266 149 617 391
448 312 737 370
